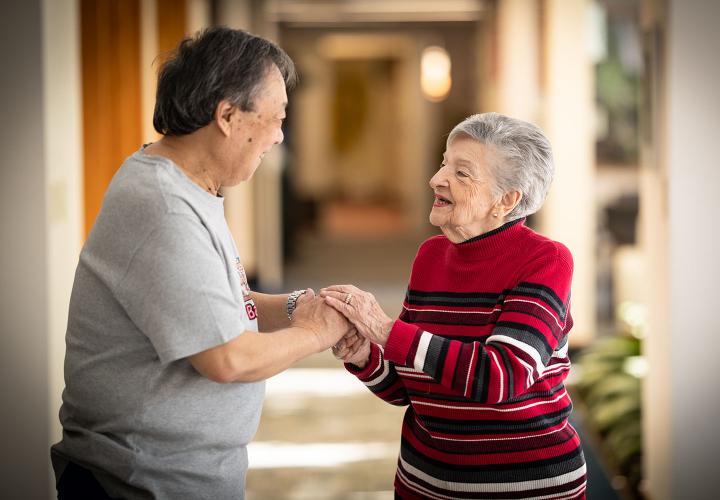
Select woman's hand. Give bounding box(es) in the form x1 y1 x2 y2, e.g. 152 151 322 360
320 285 394 347
331 329 371 368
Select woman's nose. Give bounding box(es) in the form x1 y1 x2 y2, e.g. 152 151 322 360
429 167 448 189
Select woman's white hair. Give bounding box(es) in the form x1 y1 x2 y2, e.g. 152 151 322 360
447 112 554 220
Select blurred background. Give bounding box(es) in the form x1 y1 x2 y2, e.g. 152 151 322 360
1 0 718 499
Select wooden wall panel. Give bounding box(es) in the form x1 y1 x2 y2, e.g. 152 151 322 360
157 0 188 60
81 0 142 236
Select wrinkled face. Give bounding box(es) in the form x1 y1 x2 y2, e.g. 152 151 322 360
429 136 501 241
227 65 287 184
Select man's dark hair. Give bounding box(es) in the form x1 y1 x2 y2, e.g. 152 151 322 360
153 26 297 136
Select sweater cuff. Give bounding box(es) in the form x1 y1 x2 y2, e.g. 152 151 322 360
345 342 382 380
383 319 421 366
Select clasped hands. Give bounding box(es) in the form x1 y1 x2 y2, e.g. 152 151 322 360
290 285 393 368
321 285 394 368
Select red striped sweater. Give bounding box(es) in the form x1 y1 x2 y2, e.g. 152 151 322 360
347 218 586 499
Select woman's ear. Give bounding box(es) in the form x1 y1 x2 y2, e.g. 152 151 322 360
498 190 522 218
214 99 236 137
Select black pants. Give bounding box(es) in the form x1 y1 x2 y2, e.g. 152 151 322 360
56 461 115 500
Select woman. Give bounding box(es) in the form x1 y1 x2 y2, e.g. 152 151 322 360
323 113 586 499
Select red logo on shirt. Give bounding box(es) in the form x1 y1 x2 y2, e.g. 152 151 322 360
245 302 258 320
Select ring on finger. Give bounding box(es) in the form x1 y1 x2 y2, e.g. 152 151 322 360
344 293 353 305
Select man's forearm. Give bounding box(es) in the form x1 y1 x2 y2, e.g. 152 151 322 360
189 325 322 383
251 292 291 332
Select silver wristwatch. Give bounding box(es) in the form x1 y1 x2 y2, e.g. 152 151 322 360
286 289 307 320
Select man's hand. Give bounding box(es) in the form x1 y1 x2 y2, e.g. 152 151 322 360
291 296 353 352
295 288 315 308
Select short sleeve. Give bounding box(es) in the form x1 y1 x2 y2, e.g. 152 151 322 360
116 213 245 363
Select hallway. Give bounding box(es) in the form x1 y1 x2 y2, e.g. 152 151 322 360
247 228 421 499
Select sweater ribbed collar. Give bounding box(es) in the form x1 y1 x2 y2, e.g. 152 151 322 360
449 218 526 259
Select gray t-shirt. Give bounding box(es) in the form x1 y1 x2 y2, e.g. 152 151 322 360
51 148 263 499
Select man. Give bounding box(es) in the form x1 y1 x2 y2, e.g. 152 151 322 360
51 27 351 499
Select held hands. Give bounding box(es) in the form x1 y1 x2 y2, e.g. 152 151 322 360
331 329 371 368
320 285 394 347
291 293 353 352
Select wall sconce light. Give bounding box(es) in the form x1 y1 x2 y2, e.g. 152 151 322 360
421 46 452 102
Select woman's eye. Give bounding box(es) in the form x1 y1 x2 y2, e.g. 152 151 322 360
456 171 469 178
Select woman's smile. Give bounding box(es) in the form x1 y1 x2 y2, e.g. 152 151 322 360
433 193 453 207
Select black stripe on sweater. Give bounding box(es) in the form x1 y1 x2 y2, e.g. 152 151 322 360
471 348 490 402
513 282 567 319
406 290 504 308
418 406 572 435
368 370 404 396
408 289 504 300
400 312 499 327
497 345 515 398
423 335 447 381
491 321 554 362
406 415 578 455
501 301 566 340
406 381 566 404
400 441 584 483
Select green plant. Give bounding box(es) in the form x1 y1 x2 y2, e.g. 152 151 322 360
575 332 643 497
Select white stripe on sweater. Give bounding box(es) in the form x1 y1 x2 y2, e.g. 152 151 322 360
363 359 392 388
553 341 569 358
398 456 586 495
396 366 433 380
396 468 454 500
488 349 504 403
487 334 544 375
413 331 433 372
397 468 450 499
464 343 477 397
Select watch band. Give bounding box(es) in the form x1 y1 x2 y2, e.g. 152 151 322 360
286 289 307 320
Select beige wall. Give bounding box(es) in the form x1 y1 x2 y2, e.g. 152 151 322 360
496 0 541 122
0 0 82 497
0 1 49 494
641 0 720 498
665 0 720 497
44 0 83 490
539 0 596 347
